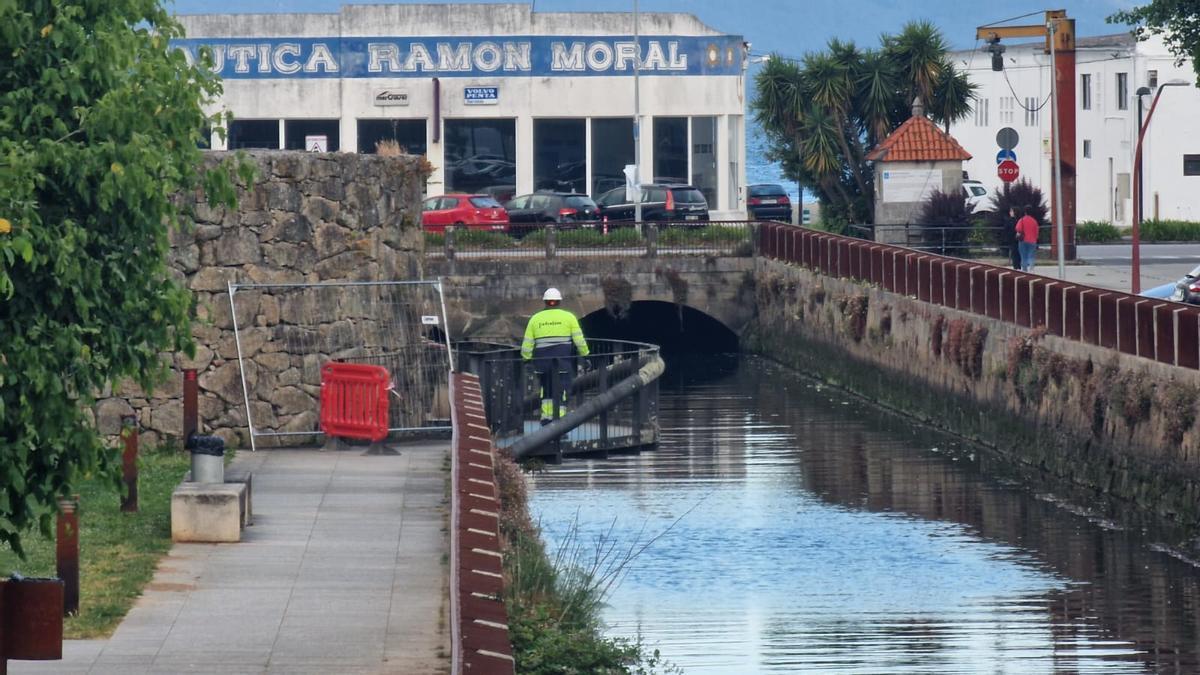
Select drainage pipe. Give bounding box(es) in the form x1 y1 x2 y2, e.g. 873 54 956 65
509 354 665 460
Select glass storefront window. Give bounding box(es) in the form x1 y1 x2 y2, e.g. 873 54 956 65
653 117 688 184
444 119 516 195
534 119 585 193
357 119 427 155
691 116 717 207
590 118 633 198
228 120 279 149
284 119 340 151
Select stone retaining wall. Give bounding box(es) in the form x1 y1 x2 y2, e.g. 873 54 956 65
93 151 426 449
748 257 1200 533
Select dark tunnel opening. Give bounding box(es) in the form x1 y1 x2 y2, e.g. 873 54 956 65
580 301 739 358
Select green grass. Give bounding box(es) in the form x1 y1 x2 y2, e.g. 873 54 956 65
0 448 191 638
1140 219 1200 242
658 224 749 246
1076 220 1124 243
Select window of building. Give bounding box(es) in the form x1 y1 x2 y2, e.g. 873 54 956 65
1117 73 1129 110
284 119 340 151
1024 97 1040 127
653 117 688 184
999 97 1015 124
974 98 989 127
533 119 586 193
590 118 633 198
691 116 718 207
198 124 212 150
443 119 517 194
227 119 280 149
1185 154 1200 176
1081 74 1092 110
1083 140 1092 159
357 119 426 155
1148 69 1159 89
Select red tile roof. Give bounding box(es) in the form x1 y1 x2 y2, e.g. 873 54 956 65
866 115 972 162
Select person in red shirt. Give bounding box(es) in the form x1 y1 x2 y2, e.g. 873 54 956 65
1015 206 1040 272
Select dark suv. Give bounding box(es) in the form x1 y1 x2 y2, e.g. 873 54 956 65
503 192 600 234
747 184 792 221
595 184 710 224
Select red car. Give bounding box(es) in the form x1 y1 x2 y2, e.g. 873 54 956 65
421 194 509 233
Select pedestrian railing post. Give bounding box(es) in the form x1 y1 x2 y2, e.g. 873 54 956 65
646 223 658 258
597 353 609 444
545 224 557 259
120 415 138 513
444 226 456 261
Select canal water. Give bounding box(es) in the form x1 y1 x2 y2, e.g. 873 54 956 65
529 356 1200 673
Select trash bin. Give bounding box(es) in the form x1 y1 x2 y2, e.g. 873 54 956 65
187 434 225 484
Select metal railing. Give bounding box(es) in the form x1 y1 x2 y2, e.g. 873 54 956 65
846 223 1057 258
454 338 661 458
425 221 756 260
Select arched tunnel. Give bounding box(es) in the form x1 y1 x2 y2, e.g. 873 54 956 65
580 300 739 357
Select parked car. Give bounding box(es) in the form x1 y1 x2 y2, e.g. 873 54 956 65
963 179 992 214
1169 265 1200 304
504 192 600 234
595 184 710 224
747 183 792 221
420 194 509 233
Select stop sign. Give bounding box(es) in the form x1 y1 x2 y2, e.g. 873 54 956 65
997 159 1020 183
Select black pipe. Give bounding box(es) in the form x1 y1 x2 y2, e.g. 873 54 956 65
519 355 654 411
508 355 665 460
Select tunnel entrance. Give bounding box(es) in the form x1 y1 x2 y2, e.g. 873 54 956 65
580 301 738 356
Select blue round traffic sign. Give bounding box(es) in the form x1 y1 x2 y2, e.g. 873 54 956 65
996 149 1017 164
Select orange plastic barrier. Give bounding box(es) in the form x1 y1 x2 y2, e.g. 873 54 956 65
319 362 391 442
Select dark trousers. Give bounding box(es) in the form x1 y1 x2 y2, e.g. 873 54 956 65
532 344 574 417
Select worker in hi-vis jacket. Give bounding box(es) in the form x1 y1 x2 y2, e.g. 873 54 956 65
520 288 590 424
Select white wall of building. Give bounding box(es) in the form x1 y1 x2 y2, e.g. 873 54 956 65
176 3 748 216
949 34 1200 226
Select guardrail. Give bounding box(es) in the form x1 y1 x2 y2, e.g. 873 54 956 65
759 222 1200 369
454 339 661 458
425 221 755 260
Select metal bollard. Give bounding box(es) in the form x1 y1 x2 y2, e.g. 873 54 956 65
120 415 138 513
188 435 225 484
545 224 557 259
444 226 456 261
55 498 79 616
646 223 658 258
183 368 198 448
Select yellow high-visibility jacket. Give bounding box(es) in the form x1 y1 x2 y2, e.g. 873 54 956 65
521 308 589 360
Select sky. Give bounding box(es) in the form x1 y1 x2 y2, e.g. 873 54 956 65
168 0 1140 54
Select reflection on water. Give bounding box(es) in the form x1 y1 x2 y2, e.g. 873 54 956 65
529 356 1200 673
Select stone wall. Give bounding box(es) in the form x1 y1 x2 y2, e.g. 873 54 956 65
748 258 1200 533
93 151 426 449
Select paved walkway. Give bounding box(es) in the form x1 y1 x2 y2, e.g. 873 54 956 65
16 442 449 675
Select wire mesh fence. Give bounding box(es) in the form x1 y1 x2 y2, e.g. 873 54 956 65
425 221 756 260
228 279 453 450
455 338 660 458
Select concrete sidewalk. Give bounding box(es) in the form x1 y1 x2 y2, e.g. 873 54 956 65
16 442 450 675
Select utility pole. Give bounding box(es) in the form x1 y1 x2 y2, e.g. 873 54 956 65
1049 18 1066 279
633 0 642 225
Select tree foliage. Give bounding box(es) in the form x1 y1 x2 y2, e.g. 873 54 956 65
916 189 972 255
1109 1 1200 85
982 180 1050 245
0 0 247 555
753 21 976 226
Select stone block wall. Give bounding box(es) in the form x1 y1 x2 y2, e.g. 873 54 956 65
94 151 427 449
749 257 1200 532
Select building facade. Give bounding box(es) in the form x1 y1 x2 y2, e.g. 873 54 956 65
175 3 749 216
949 33 1200 226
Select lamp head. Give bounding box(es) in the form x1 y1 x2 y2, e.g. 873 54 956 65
1136 86 1152 96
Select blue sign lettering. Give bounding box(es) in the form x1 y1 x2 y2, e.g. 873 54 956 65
170 35 744 79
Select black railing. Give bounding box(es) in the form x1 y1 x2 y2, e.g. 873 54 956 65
454 338 661 458
847 223 1058 258
426 221 756 260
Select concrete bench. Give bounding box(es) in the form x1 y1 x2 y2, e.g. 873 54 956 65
171 482 247 543
182 467 253 528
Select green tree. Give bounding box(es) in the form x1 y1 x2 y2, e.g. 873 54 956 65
0 1 247 555
753 21 976 226
1109 1 1200 85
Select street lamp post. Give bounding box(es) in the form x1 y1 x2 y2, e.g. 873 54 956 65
1131 80 1189 294
632 0 642 225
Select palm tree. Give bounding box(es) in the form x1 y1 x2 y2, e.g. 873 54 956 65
887 21 948 106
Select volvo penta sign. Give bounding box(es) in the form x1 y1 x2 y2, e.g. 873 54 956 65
171 35 745 78
464 86 499 105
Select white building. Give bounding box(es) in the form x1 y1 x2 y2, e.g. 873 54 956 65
175 3 749 217
949 33 1200 225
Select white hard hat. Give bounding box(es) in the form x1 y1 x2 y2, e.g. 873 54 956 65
543 288 562 302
